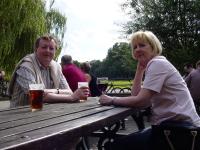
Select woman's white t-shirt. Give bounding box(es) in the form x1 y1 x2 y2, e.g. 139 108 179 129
143 56 200 126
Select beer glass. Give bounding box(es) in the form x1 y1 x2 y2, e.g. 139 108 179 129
78 82 89 102
96 77 108 94
29 84 44 112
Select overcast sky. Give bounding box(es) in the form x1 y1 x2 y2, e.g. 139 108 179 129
48 0 129 62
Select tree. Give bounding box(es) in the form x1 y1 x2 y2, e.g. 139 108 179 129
46 0 66 59
92 42 137 78
0 0 46 74
122 0 200 72
0 0 66 76
90 60 102 76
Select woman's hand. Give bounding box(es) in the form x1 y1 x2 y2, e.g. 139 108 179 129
72 87 90 102
99 94 113 105
136 61 147 72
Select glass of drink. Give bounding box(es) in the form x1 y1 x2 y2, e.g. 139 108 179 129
78 82 89 102
29 84 44 112
96 77 108 94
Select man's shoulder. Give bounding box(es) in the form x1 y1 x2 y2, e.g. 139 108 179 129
18 53 35 69
20 61 34 71
50 60 59 65
65 64 79 70
190 69 200 76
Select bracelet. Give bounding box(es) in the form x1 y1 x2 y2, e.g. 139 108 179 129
57 88 59 94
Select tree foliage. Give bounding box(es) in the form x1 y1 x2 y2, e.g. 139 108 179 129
46 0 66 59
122 0 200 72
0 0 46 73
90 42 137 79
0 0 66 76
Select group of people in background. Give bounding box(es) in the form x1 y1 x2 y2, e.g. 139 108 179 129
60 54 101 96
5 31 200 150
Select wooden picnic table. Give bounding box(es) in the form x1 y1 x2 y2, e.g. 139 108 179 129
0 97 136 150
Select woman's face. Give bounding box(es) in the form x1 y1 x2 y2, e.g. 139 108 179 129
132 39 155 66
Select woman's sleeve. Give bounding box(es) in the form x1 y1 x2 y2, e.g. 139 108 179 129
143 60 170 93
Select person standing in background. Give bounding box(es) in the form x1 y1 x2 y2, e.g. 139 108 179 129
185 60 200 112
183 63 195 79
61 55 86 92
80 62 101 97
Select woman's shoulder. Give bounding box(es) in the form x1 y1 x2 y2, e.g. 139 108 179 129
148 56 167 67
147 56 173 72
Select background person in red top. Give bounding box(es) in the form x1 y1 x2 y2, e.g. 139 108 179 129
61 55 86 92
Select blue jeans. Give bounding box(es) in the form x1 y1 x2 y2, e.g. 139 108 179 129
105 127 152 150
105 121 199 150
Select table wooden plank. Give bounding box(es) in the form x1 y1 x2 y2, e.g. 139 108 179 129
0 108 135 150
0 98 103 134
0 106 113 137
0 98 100 122
0 97 135 150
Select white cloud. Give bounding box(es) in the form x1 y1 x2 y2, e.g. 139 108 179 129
49 0 129 62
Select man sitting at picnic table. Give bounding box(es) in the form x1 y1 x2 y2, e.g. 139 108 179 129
8 34 89 150
8 34 89 107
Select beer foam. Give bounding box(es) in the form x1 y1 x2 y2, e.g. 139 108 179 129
78 82 88 88
29 84 44 90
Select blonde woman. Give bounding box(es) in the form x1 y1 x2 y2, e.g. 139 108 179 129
99 31 200 150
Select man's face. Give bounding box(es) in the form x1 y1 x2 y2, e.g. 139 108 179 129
184 66 189 73
36 39 56 67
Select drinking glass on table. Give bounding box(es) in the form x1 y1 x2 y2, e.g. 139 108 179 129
29 84 44 112
78 82 89 102
96 77 108 94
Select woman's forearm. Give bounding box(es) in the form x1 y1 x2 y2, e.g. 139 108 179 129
131 68 144 96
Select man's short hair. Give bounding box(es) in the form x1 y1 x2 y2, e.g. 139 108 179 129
34 34 57 50
196 60 200 68
61 55 73 65
184 63 193 69
80 62 91 73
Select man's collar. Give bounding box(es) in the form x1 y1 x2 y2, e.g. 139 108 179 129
35 55 50 70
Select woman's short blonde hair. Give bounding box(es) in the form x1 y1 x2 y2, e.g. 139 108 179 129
130 31 162 58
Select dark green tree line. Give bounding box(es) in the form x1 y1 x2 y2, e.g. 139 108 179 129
122 0 200 72
90 42 137 79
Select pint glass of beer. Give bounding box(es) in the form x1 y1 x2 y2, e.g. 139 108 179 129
29 84 44 112
78 82 89 102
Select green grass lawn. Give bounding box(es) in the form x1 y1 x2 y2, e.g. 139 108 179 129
108 80 132 87
106 80 132 93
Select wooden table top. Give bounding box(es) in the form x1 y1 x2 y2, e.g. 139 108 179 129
0 97 135 150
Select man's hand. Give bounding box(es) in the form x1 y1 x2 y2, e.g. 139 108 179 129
72 87 90 102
